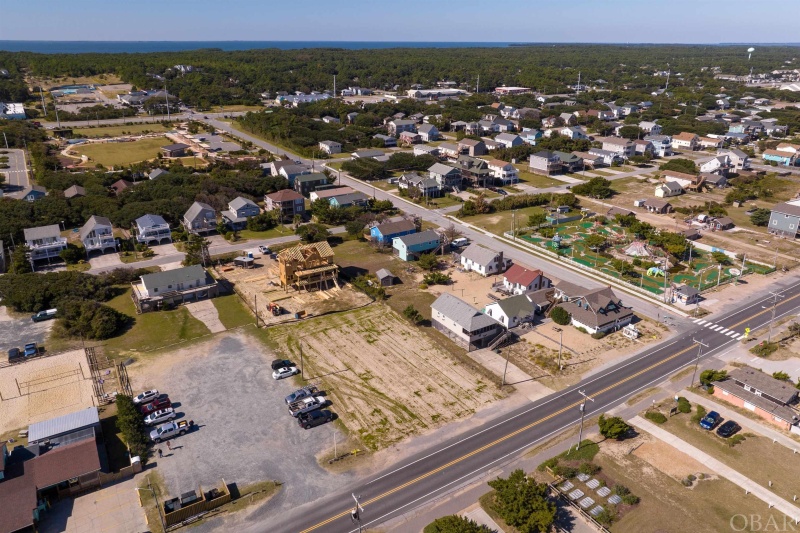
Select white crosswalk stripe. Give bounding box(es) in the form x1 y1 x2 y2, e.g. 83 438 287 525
737 334 746 340
704 323 714 328
694 319 704 324
719 328 730 334
712 325 724 331
726 331 738 337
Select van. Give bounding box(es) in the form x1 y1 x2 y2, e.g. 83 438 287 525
31 309 57 322
451 237 469 248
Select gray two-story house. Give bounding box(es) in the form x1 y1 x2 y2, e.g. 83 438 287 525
431 293 502 351
183 202 218 235
294 173 330 197
24 224 67 262
221 197 261 230
768 200 800 238
80 215 117 255
135 214 172 245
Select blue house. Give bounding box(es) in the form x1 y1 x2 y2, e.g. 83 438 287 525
763 149 796 166
329 191 369 208
522 128 543 145
370 219 417 245
393 229 441 261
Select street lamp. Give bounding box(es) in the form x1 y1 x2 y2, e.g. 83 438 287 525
575 390 594 451
553 326 564 371
135 485 167 533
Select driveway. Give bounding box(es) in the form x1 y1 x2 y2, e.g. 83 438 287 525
0 306 54 353
89 252 123 270
133 331 351 505
39 476 148 533
184 300 225 333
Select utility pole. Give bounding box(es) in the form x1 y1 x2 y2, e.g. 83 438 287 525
553 327 564 371
164 83 171 120
39 87 47 116
2 132 7 149
350 493 364 533
716 264 723 290
690 338 709 388
575 390 594 451
333 74 336 97
53 97 61 128
300 341 305 380
501 347 511 388
765 291 784 344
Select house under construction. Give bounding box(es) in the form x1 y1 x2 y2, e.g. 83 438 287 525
277 241 339 291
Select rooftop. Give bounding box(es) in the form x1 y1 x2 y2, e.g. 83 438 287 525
460 243 501 265
28 407 99 444
395 229 440 247
432 293 498 332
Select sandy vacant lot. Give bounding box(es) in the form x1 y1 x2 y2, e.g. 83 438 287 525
267 304 506 450
0 349 96 434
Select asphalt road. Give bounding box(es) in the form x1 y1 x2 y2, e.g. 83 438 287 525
0 148 30 197
254 274 800 533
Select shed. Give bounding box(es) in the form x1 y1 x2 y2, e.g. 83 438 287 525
28 407 100 445
233 256 255 269
376 268 396 287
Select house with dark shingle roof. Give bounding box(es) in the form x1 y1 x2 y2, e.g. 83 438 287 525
393 230 441 261
370 219 417 245
428 163 463 189
64 184 86 199
712 366 799 430
265 189 305 222
221 197 260 230
553 286 633 334
484 293 541 328
431 293 502 351
459 243 508 276
132 264 218 312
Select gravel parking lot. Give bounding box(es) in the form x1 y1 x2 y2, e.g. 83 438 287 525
0 306 54 354
127 329 352 505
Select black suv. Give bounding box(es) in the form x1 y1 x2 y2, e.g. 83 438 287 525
297 410 334 429
7 347 23 364
271 359 293 371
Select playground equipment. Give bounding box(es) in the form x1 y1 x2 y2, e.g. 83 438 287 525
647 266 666 277
551 234 563 249
625 241 651 257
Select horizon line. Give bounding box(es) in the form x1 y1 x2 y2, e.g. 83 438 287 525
0 39 794 45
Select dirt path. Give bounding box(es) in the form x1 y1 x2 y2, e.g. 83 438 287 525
184 300 226 333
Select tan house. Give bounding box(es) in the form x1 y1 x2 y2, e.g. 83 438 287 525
671 132 699 151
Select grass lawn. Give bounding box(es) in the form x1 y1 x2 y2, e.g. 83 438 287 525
515 170 564 188
237 225 296 241
210 104 265 113
173 155 209 167
70 123 170 138
119 252 154 264
659 407 800 503
588 169 614 177
102 288 210 359
66 262 91 272
74 137 166 168
459 206 547 236
212 294 255 329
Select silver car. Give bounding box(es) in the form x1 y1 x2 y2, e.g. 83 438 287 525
144 407 176 426
133 389 159 405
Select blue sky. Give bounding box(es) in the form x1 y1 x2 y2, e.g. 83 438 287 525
5 0 798 43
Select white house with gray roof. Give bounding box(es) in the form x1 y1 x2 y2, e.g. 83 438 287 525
431 293 502 351
768 199 800 238
132 264 219 313
24 224 67 262
80 215 116 255
135 214 172 245
428 163 462 189
183 201 217 235
459 244 509 276
484 293 540 328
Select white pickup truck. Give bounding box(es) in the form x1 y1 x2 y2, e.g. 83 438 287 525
288 396 327 418
149 420 192 443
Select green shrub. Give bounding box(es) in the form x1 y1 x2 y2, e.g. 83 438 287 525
579 462 600 476
691 405 707 424
115 395 149 461
423 272 451 286
621 494 640 505
538 457 559 472
403 305 423 324
677 397 692 414
575 326 588 334
699 369 727 386
594 506 615 526
591 331 606 340
727 434 746 447
423 515 491 533
552 465 578 478
550 306 571 325
612 485 630 496
487 469 557 532
750 342 778 357
645 411 667 424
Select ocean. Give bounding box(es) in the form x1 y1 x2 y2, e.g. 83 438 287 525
0 41 516 54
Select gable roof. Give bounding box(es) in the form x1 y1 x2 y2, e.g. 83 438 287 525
431 293 498 332
395 229 440 247
312 186 355 199
330 191 368 205
458 138 484 147
161 143 189 151
439 142 459 152
79 215 112 241
557 286 632 329
184 201 215 222
493 293 538 319
110 179 132 193
266 189 304 202
673 132 699 141
644 198 671 209
149 168 167 179
375 219 416 237
140 264 212 292
659 181 684 193
375 268 394 280
229 196 258 211
495 133 521 142
504 264 544 287
353 149 385 158
28 407 99 444
136 213 168 228
661 169 696 181
34 438 101 489
725 367 797 404
460 243 501 265
417 123 437 133
429 163 460 176
23 224 61 242
64 184 86 198
0 466 37 533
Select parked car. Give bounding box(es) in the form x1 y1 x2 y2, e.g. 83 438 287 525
271 359 294 371
31 309 57 322
259 245 271 254
23 343 39 357
716 420 741 438
144 407 177 426
273 366 300 380
450 237 469 249
497 189 508 196
699 411 721 430
288 395 327 417
133 389 159 405
140 395 171 415
285 385 320 405
7 348 23 364
149 420 192 443
297 409 334 429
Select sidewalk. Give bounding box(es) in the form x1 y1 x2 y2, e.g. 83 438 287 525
680 389 800 451
630 415 800 523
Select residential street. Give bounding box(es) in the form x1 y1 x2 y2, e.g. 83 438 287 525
0 148 30 197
